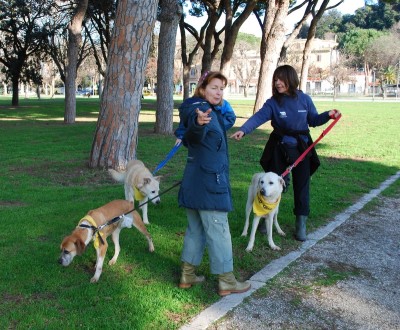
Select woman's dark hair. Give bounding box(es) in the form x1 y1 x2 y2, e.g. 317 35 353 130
193 71 227 105
272 65 299 103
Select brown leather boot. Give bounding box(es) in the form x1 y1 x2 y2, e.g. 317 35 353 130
218 272 251 296
179 262 205 288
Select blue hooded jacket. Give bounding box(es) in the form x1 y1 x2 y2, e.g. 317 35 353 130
177 97 236 212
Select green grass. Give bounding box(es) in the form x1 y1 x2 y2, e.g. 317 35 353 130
0 96 399 329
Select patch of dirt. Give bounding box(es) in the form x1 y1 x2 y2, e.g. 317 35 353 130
10 161 113 187
0 201 27 207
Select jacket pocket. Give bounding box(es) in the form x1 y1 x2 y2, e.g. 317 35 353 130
279 142 300 164
200 164 229 194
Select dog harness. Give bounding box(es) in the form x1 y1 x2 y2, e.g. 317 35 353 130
134 186 145 201
253 192 281 217
78 215 105 249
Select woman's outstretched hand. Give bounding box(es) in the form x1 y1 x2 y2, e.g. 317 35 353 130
230 131 245 140
196 108 212 125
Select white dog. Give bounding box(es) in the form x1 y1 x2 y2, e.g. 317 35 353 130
108 160 161 225
242 172 286 252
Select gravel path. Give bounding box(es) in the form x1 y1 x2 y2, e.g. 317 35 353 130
179 172 400 330
208 193 400 330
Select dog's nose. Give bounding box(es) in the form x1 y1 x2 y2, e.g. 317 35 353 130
260 188 266 196
155 200 160 205
58 258 62 264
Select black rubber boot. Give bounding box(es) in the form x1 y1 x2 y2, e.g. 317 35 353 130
295 215 307 241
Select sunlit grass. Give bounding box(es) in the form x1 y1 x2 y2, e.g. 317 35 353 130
0 96 399 329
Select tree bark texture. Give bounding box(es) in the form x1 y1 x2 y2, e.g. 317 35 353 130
64 0 88 124
155 0 182 135
254 0 289 113
89 0 158 169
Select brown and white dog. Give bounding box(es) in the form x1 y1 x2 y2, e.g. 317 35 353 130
241 172 286 252
59 200 154 283
108 160 161 225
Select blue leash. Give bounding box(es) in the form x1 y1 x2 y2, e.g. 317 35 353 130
152 142 182 175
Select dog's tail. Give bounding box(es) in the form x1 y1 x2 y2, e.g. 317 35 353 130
108 169 126 183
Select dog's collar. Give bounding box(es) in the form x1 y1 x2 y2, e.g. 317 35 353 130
134 186 145 201
253 192 280 217
77 215 105 248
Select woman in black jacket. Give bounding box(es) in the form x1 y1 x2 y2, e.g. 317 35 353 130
231 65 341 241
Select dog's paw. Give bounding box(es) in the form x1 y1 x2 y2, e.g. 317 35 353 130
108 259 117 266
90 277 99 283
278 230 286 237
241 231 248 237
245 246 253 253
270 245 281 251
148 242 155 252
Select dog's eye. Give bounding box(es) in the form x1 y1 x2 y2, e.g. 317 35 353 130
269 181 274 185
63 249 70 255
151 191 156 194
260 180 264 184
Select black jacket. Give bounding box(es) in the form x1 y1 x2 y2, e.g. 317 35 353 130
259 130 320 176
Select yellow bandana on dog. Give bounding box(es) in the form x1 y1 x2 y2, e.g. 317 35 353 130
253 192 281 217
134 186 145 201
78 215 104 249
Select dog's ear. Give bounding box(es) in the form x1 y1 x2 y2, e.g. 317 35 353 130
75 239 86 256
143 177 151 185
279 176 286 188
154 176 161 182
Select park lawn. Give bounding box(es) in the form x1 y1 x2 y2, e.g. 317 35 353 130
0 96 399 329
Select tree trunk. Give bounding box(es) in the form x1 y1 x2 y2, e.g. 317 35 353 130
89 0 158 169
155 0 182 135
179 16 202 100
254 0 289 113
299 36 315 91
299 0 340 91
219 0 258 75
182 65 191 100
364 62 370 96
64 0 88 124
11 76 19 106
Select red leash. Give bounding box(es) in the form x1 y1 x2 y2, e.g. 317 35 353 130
281 114 342 178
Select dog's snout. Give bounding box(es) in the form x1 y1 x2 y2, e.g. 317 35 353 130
58 257 63 264
260 188 266 196
155 200 160 205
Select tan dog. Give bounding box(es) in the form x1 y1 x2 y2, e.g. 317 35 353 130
59 200 154 283
242 172 286 252
108 160 161 225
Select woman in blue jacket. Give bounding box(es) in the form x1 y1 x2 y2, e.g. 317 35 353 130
176 71 250 296
231 65 341 242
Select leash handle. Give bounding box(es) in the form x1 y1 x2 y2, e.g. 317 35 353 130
281 114 341 178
